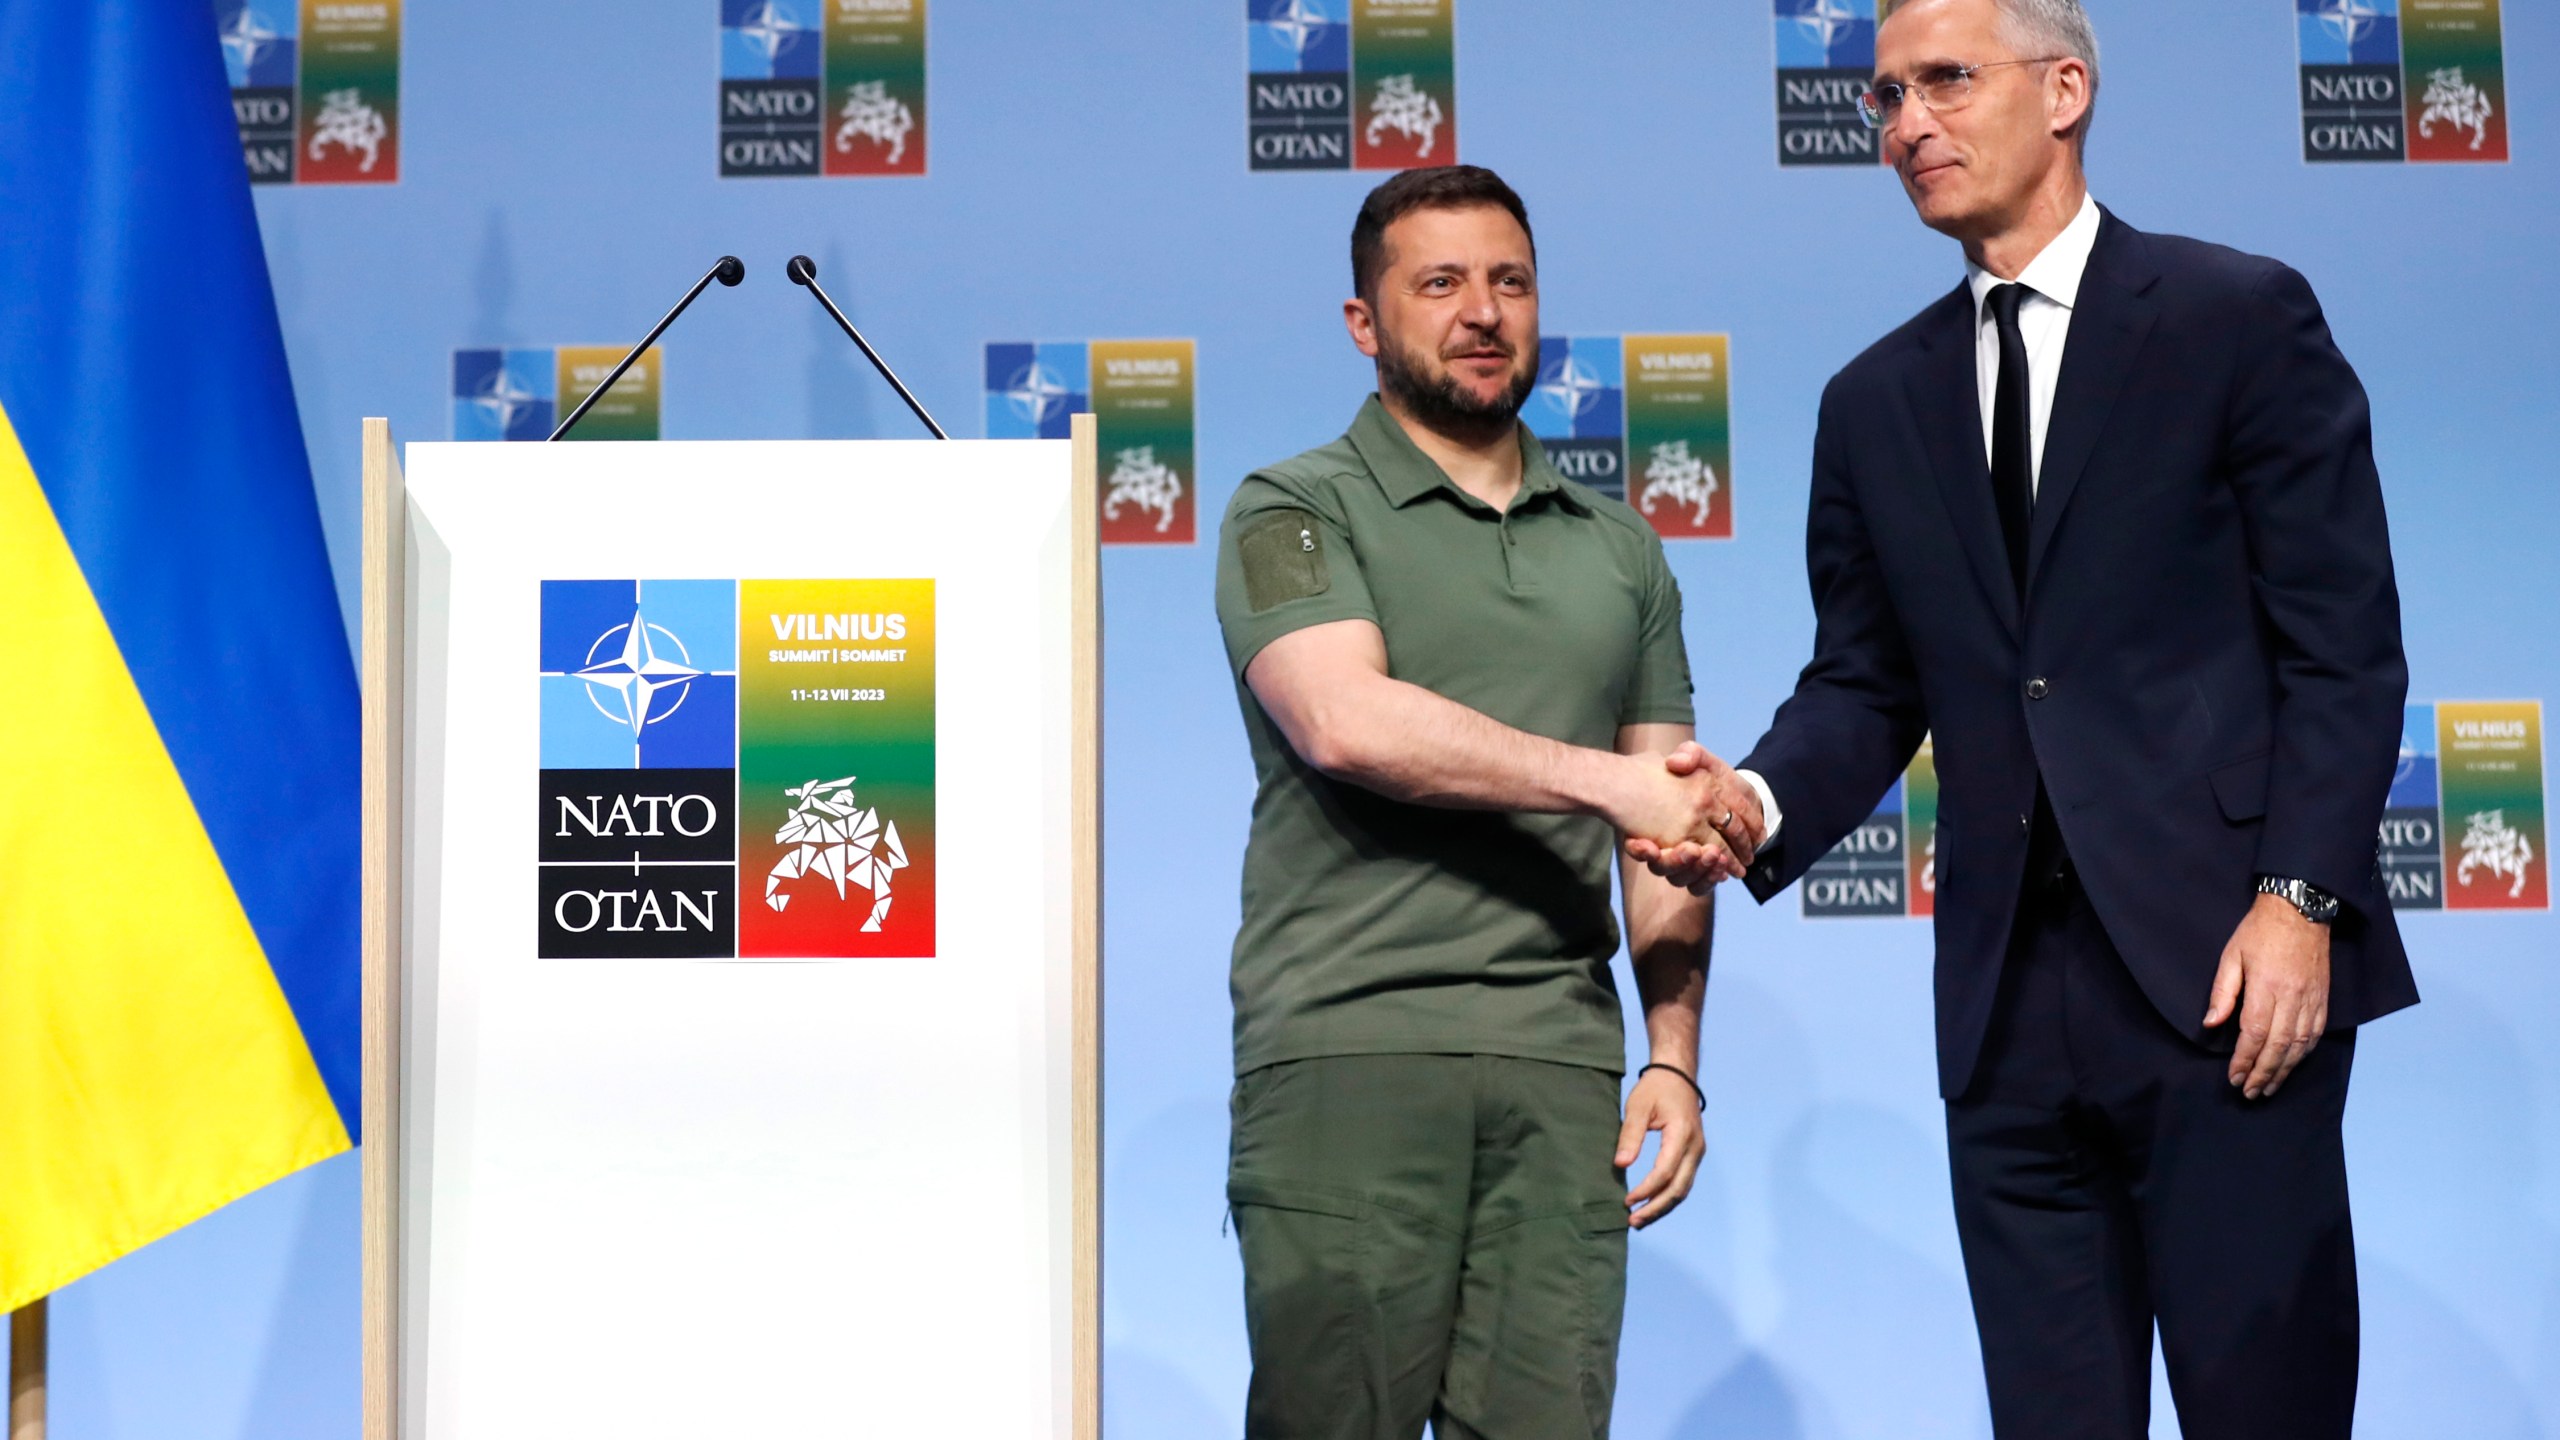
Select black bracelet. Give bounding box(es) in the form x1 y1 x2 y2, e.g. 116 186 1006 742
1638 1062 1706 1112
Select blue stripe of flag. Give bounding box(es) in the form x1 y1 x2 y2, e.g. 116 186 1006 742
0 0 362 1134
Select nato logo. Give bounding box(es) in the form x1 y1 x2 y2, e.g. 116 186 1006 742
2298 0 2400 65
721 0 824 176
452 350 557 442
1248 0 1353 170
539 580 739 958
1802 778 1909 917
1250 0 1348 72
723 0 821 77
2297 0 2407 161
540 581 737 770
1774 0 1874 68
1525 338 1627 498
220 2 300 182
1775 0 1878 166
2380 701 2443 908
985 343 1090 440
218 2 299 88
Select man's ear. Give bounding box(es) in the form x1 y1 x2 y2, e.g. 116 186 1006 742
2048 57 2092 142
1344 297 1381 359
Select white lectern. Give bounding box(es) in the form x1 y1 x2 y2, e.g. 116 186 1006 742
358 418 1101 1437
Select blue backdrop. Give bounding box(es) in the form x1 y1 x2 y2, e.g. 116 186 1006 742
26 3 2559 1436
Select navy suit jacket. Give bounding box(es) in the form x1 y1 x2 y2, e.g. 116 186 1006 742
1740 210 2419 1097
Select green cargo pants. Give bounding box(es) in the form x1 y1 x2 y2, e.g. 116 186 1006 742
1227 1053 1630 1440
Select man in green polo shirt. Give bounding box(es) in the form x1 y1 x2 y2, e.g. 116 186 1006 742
1213 166 1750 1440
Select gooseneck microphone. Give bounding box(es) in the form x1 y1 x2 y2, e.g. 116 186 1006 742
547 255 746 441
786 254 948 440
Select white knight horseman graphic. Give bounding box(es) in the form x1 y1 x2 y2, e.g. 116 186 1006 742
1103 445 1185 533
836 80 915 164
2417 66 2494 151
308 88 386 172
1636 439 1720 527
765 776 910 932
1365 74 1443 157
2455 808 2536 899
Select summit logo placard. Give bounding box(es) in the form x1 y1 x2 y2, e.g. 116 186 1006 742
985 339 1198 545
720 0 928 178
538 578 938 959
1803 742 1937 919
219 0 402 184
2386 700 2547 910
1774 0 1878 166
1247 0 1457 172
1524 334 1733 539
2296 0 2509 163
452 347 663 442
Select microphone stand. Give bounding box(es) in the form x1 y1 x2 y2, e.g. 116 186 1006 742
787 255 948 439
548 256 746 441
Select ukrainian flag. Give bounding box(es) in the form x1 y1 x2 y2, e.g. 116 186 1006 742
0 3 359 1311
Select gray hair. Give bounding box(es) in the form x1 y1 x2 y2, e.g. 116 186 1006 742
1993 0 2100 148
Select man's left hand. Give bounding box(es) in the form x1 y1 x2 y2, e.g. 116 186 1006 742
1617 1067 1706 1228
2203 894 2332 1100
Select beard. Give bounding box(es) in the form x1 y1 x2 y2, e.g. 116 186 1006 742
1374 326 1537 441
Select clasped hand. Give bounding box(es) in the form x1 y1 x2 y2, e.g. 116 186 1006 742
1618 741 1765 891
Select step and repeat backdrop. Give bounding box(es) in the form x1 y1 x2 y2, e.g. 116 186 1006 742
46 2 2555 1437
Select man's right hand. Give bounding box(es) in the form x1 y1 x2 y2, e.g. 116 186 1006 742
1613 744 1759 886
1623 743 1765 891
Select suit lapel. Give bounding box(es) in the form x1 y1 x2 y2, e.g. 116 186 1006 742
2027 213 2161 586
1905 282 2021 639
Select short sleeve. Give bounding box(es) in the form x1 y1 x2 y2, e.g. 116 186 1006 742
1618 531 1695 727
1214 470 1379 678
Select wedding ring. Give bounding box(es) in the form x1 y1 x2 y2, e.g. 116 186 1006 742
1717 809 1734 829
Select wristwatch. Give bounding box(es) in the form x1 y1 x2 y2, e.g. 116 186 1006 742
2255 874 2341 924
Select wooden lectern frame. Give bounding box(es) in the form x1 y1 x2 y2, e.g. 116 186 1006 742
357 417 1103 1436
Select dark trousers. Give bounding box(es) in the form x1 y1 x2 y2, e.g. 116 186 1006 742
1947 869 2360 1440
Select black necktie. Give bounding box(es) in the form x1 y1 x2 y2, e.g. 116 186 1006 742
1987 283 2068 884
1986 282 2033 595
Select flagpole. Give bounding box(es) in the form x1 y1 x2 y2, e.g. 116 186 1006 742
8 1297 43 1440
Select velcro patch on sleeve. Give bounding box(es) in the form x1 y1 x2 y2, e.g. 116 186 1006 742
1238 509 1331 613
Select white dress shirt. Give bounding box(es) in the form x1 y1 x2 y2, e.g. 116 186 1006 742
1966 191 2101 494
1733 194 2103 847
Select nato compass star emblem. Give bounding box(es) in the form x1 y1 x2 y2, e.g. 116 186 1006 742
473 365 541 435
1003 362 1073 426
576 611 704 737
1792 0 1861 51
1266 0 1335 57
736 0 809 61
220 5 283 74
2317 0 2383 47
1537 353 1609 420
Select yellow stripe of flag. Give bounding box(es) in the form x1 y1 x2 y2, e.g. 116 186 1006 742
0 400 349 1313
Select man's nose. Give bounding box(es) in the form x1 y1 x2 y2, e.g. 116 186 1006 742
1887 93 1936 156
1458 281 1503 328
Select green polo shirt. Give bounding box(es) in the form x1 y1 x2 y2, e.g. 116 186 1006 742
1214 396 1696 1077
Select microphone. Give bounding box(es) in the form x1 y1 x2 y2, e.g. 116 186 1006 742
547 256 746 441
786 255 948 440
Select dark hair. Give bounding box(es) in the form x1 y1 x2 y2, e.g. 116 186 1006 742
1350 165 1535 304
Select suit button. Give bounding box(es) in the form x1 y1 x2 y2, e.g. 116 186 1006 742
2025 677 2050 700
2019 813 2032 833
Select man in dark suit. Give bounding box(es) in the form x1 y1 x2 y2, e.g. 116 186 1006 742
1634 0 2417 1434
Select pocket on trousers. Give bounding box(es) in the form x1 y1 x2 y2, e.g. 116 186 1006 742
1229 1179 1375 1436
1577 1201 1631 1439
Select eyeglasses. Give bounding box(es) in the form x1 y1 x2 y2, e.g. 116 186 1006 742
1857 58 2063 130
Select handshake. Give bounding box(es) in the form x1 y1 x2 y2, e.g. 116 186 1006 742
1617 741 1767 893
